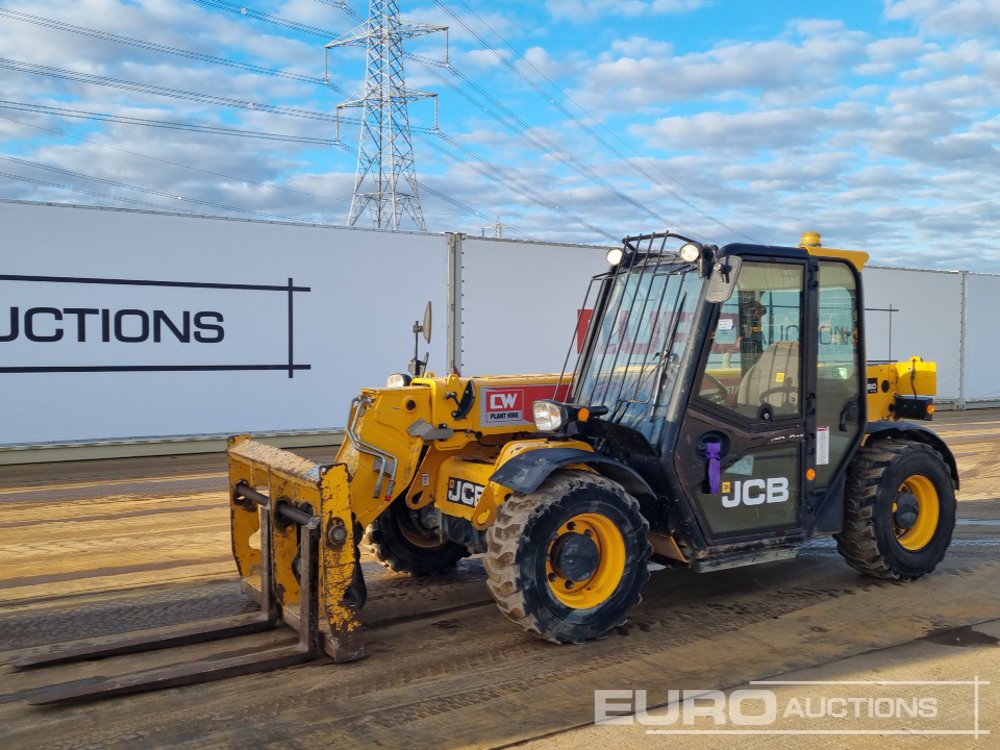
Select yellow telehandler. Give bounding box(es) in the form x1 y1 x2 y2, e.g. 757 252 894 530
16 231 955 703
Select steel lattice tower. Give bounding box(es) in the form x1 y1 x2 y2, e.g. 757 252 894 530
326 1 446 231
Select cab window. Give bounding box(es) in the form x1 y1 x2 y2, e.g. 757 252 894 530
815 261 862 485
700 262 804 421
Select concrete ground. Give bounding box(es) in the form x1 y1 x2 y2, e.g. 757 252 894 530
0 409 998 749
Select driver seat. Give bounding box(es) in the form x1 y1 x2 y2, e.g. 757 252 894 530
736 340 800 414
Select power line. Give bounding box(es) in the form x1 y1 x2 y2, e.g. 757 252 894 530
0 100 337 145
0 58 618 242
419 61 668 232
0 58 451 133
419 182 539 240
0 111 352 206
0 64 609 236
182 1 663 230
0 58 369 125
18 0 702 239
1 105 534 235
191 0 336 38
434 0 759 241
0 154 300 220
0 8 328 86
0 99 571 237
0 13 615 236
424 133 617 242
2 106 541 236
0 170 246 215
0 6 598 234
313 0 366 22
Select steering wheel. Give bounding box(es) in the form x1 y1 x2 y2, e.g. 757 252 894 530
700 372 729 405
757 382 797 409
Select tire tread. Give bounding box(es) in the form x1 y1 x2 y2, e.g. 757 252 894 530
484 471 651 644
835 437 953 581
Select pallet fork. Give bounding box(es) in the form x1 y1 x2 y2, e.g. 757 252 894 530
11 437 365 705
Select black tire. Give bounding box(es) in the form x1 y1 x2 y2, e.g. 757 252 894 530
364 496 468 575
836 438 956 580
484 471 651 644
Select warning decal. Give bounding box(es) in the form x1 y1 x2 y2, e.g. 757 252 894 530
816 426 830 466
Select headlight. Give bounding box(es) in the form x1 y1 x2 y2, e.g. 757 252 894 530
606 247 624 266
385 373 412 388
532 400 565 432
679 242 702 262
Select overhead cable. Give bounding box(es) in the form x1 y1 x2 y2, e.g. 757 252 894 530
436 0 759 241
0 112 352 206
0 154 300 220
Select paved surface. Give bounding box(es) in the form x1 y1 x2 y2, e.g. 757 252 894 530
0 411 998 749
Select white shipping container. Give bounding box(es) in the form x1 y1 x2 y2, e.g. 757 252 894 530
1 200 993 452
0 201 448 444
861 267 964 401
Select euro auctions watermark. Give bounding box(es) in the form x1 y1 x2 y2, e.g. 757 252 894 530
595 678 990 738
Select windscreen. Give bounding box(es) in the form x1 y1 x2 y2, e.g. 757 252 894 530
567 256 703 442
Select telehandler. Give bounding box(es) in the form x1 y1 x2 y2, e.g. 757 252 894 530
16 231 956 703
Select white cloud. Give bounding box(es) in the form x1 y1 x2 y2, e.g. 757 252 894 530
463 47 512 69
633 104 875 152
516 45 580 80
547 0 706 22
885 0 1000 36
574 24 868 109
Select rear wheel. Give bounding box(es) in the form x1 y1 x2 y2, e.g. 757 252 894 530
484 471 651 643
836 438 955 580
364 496 468 575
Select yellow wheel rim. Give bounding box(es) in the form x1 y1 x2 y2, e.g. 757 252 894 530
894 475 940 551
546 512 627 609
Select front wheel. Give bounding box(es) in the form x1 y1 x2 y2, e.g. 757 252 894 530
836 438 956 580
364 496 468 575
484 471 651 644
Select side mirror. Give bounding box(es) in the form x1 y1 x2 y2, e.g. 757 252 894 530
422 301 432 344
409 301 432 377
705 256 742 303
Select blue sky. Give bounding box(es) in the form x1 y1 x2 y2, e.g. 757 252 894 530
0 0 998 269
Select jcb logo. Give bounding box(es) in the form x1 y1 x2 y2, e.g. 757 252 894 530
447 478 484 507
721 478 789 508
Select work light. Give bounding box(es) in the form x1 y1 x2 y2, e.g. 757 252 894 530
679 242 702 262
385 373 412 388
532 400 565 432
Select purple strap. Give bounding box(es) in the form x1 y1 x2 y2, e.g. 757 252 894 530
706 439 722 494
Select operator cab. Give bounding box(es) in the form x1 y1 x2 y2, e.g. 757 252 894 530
537 232 868 552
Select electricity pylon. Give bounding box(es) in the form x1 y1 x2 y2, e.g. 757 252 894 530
326 1 446 231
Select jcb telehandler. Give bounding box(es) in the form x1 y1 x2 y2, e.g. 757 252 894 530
16 231 956 704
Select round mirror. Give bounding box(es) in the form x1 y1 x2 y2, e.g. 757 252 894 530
422 301 432 344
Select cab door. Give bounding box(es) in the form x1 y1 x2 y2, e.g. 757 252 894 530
674 257 810 543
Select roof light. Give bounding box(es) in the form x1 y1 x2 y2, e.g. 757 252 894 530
679 242 702 262
606 247 624 266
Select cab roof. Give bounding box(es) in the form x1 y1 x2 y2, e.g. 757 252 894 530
720 231 870 271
